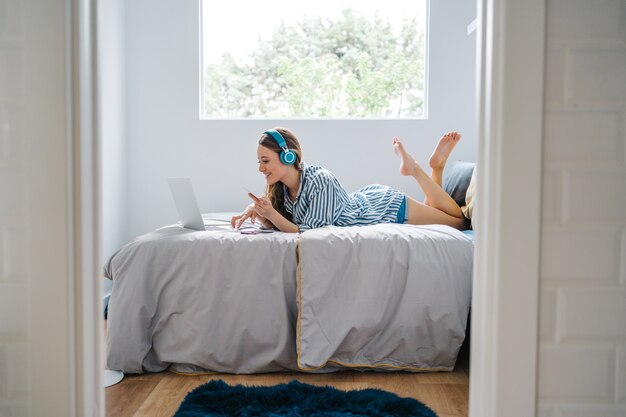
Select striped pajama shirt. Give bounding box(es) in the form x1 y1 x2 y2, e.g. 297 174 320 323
283 162 406 232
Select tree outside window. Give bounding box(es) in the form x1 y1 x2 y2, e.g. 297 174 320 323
201 3 426 118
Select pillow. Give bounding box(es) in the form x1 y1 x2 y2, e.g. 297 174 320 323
442 160 475 208
461 170 476 221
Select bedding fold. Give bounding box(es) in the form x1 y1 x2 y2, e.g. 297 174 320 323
105 224 301 373
297 224 473 372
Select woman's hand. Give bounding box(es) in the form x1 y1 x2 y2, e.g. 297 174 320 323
250 195 276 220
231 193 281 230
231 204 265 229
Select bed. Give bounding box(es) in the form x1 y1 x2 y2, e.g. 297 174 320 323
104 214 473 374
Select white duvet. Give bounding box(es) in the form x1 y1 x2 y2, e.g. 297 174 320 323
104 217 473 374
297 224 473 372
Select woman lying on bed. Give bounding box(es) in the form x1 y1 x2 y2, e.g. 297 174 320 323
231 127 467 233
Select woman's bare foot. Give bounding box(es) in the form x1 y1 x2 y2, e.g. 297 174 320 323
393 137 419 176
429 131 461 170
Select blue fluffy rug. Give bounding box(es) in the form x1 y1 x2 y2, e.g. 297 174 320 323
173 379 438 416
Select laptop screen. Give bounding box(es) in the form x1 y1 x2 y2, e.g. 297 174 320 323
167 178 205 231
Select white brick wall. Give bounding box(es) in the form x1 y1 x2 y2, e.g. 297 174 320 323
622 228 626 284
539 0 626 414
568 49 626 104
0 0 29 414
541 228 622 281
617 347 626 402
537 404 555 417
0 223 28 283
547 0 625 41
539 346 615 401
558 289 626 341
544 110 623 163
563 168 626 222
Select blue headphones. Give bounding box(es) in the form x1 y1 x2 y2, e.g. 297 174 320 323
264 129 297 165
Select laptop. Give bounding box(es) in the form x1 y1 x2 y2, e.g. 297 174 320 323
167 178 273 233
167 178 206 231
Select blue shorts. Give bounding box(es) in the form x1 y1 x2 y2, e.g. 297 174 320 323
396 195 408 224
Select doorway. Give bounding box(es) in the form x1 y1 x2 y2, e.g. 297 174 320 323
93 1 545 416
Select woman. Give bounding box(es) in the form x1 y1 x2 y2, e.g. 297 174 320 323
231 127 466 233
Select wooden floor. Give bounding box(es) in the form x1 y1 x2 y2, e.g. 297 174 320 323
104 322 469 417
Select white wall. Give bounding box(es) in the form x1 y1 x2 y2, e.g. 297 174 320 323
116 0 477 240
99 0 127 298
538 0 626 415
0 0 30 413
0 0 75 415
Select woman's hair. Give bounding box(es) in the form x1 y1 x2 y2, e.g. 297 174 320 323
258 127 303 221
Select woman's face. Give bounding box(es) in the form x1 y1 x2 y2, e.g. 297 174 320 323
257 145 289 185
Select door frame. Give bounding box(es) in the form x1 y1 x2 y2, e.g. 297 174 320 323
74 0 546 415
71 0 103 415
469 0 545 416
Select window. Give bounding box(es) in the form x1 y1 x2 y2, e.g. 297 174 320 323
200 0 427 118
